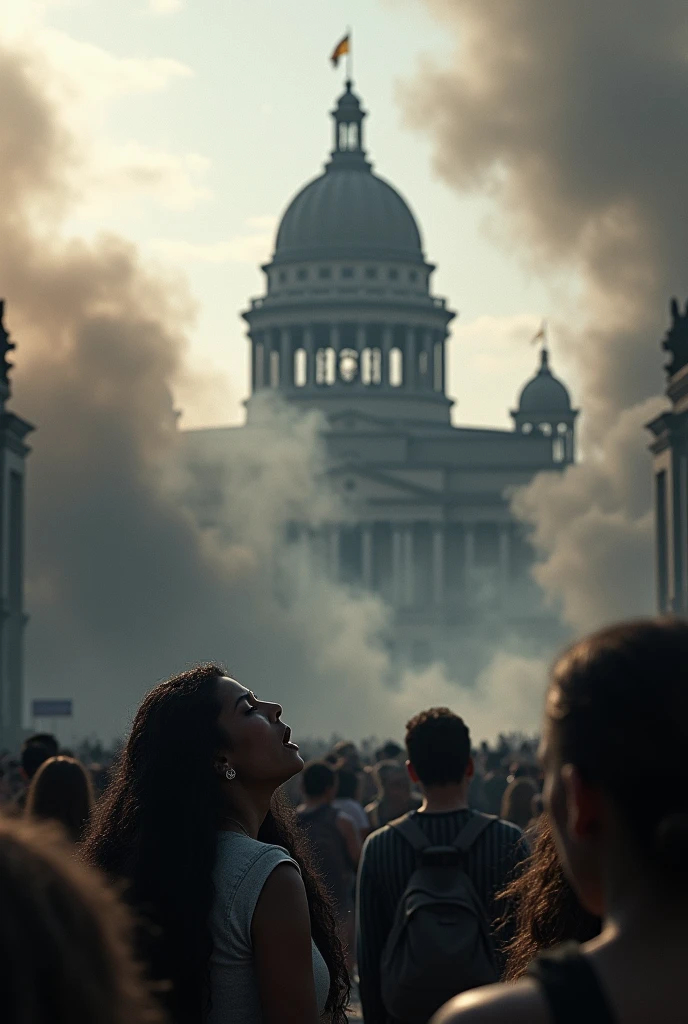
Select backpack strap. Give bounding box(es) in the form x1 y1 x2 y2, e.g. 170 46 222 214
451 812 497 854
387 812 432 853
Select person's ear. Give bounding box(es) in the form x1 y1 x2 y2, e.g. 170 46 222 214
406 760 419 784
464 756 475 782
214 754 230 778
561 764 603 840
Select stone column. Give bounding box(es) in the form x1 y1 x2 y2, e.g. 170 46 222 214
361 524 374 589
304 326 315 387
403 526 415 607
250 336 258 392
405 328 416 391
423 330 433 390
381 325 393 388
356 325 366 388
391 526 404 606
464 525 475 596
328 526 340 582
280 328 291 388
432 525 445 606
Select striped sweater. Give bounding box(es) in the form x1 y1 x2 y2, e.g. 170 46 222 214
355 808 528 1024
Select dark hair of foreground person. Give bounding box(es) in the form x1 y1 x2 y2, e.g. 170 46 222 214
83 663 349 1024
0 815 163 1024
26 755 95 842
432 617 688 1024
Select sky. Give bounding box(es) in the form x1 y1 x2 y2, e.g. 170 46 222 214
4 0 580 432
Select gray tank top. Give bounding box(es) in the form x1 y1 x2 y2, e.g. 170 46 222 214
207 832 330 1023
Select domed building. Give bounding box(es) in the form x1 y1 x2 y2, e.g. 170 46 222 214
183 82 579 664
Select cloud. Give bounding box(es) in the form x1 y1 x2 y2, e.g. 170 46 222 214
150 216 277 266
402 1 684 626
147 0 184 13
0 36 553 747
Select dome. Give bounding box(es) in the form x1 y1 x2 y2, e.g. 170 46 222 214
517 348 572 413
274 170 424 264
271 81 424 265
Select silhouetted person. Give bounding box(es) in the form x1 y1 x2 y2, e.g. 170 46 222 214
26 755 94 843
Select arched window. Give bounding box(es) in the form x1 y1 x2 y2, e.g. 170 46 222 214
254 342 264 389
521 422 532 434
294 348 307 387
361 348 382 385
557 422 568 434
348 123 358 149
389 347 403 387
538 422 553 437
270 350 280 389
325 347 336 385
316 348 328 385
339 123 348 150
552 438 565 463
419 350 428 376
433 342 443 391
339 348 358 383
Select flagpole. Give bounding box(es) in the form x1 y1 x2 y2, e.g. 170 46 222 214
347 25 353 83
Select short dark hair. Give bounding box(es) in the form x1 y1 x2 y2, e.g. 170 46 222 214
336 768 359 800
302 760 337 797
375 741 404 763
405 707 471 786
21 735 59 780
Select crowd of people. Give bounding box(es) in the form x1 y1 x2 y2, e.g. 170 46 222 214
1 617 687 1022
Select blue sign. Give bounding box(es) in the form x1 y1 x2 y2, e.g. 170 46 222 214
31 699 73 717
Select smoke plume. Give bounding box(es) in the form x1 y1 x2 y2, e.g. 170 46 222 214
1 39 547 744
402 0 686 629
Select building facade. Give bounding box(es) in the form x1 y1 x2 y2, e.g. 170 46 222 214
0 302 33 751
182 82 578 664
648 298 688 613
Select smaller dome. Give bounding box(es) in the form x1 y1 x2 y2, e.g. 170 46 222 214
518 347 571 413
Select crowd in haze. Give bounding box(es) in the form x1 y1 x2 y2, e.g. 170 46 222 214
1 618 687 1023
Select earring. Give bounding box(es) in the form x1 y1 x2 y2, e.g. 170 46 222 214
225 767 237 781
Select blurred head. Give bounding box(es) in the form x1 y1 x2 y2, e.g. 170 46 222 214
26 757 94 843
405 707 473 789
330 740 361 773
375 760 412 802
302 760 337 800
542 618 688 919
335 768 360 802
375 741 404 764
0 816 162 1024
501 777 538 831
21 733 59 781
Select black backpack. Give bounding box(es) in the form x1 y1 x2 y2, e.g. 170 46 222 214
380 811 499 1024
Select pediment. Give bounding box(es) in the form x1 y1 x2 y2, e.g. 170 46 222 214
329 463 443 500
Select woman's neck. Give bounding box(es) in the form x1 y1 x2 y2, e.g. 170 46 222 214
220 784 275 839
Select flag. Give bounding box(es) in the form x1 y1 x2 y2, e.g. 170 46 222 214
330 34 350 67
531 319 547 345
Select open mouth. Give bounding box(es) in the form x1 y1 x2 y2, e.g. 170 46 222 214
282 726 299 750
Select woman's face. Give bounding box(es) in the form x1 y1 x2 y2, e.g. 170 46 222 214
541 715 605 918
215 676 304 787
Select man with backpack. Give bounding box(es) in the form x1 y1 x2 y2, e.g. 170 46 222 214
356 708 528 1024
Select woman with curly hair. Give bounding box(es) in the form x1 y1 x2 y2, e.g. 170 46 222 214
0 815 162 1024
498 815 600 981
83 665 348 1024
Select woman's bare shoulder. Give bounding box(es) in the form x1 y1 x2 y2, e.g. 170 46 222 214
431 978 550 1024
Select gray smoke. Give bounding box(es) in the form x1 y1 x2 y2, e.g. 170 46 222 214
401 0 687 629
1 39 548 744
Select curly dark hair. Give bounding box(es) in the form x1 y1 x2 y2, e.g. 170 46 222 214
405 707 471 786
82 664 349 1024
498 815 600 980
0 815 163 1024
